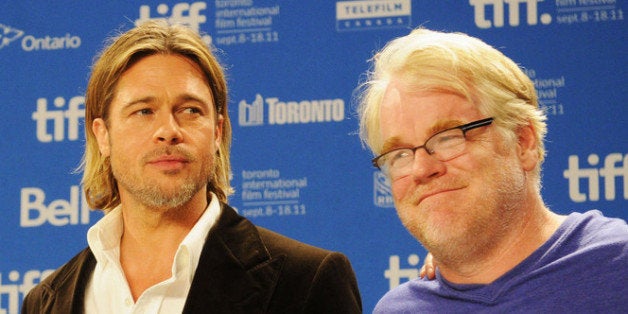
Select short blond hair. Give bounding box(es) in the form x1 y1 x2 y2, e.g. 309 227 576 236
357 28 547 175
80 21 233 211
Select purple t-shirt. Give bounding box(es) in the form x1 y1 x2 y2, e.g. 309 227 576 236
374 210 628 313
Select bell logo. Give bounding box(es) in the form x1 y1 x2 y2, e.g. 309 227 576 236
469 0 553 28
20 186 93 227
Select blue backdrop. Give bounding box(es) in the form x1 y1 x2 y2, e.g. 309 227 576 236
1 1 626 312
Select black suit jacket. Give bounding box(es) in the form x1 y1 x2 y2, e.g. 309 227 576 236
22 203 362 313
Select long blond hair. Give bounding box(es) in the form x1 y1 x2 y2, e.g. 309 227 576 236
79 21 233 211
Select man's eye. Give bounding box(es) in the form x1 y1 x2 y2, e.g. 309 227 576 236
135 108 153 116
388 149 412 165
180 107 203 116
182 107 202 115
433 133 464 148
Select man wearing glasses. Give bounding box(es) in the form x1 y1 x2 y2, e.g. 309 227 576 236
357 28 627 312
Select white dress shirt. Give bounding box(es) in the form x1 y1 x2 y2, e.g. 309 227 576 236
83 193 221 314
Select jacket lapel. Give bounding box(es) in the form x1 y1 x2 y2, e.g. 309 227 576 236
182 204 284 313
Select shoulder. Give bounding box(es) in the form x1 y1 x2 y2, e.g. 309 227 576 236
253 225 362 312
563 210 628 247
256 226 339 261
22 248 95 313
255 225 357 286
373 279 433 313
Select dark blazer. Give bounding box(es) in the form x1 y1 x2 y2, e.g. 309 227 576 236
22 204 362 313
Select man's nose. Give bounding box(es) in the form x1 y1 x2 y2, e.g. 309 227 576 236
154 113 183 144
410 149 446 184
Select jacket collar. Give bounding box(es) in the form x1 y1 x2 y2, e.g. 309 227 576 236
182 204 284 313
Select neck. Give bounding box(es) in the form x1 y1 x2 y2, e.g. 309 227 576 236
118 190 209 300
436 197 565 284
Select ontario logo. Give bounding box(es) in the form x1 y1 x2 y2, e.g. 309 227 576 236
238 94 345 126
374 171 394 208
336 0 412 31
0 23 81 51
0 24 24 49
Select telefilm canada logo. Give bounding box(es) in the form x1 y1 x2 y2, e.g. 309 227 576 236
238 94 345 126
335 0 412 31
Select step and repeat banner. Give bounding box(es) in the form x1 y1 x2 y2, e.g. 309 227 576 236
1 1 626 312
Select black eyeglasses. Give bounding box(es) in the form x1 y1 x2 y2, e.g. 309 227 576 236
372 117 494 179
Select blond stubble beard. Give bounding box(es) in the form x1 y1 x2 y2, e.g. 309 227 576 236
397 153 528 266
112 146 215 211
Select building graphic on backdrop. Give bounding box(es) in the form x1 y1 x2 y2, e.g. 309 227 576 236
336 0 412 31
238 94 346 126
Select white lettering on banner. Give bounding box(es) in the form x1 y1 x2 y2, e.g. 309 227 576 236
384 254 420 289
240 169 308 218
563 153 628 202
20 186 91 227
335 0 411 31
31 96 85 143
266 98 344 125
0 24 81 52
136 2 207 32
21 33 81 51
469 0 553 28
555 0 623 25
238 94 346 126
0 269 54 314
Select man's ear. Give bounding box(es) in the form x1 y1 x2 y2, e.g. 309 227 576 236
92 118 110 157
214 114 224 152
516 123 539 171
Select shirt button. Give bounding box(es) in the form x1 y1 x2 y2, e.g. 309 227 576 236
125 298 133 306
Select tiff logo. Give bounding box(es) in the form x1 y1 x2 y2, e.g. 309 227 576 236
469 0 552 28
1 269 54 314
563 153 628 202
136 2 207 32
31 96 85 143
239 94 264 126
384 254 421 290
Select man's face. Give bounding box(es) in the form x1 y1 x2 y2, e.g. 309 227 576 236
93 54 222 210
379 80 528 260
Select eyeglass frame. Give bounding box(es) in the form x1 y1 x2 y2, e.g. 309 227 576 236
372 117 494 175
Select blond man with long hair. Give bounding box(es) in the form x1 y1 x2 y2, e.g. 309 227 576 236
22 21 361 314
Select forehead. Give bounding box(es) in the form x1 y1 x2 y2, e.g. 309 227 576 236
109 54 214 110
379 80 482 146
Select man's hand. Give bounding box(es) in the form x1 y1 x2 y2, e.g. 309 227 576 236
419 253 436 280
